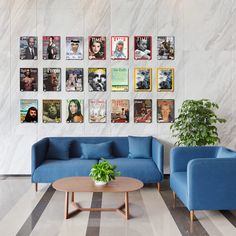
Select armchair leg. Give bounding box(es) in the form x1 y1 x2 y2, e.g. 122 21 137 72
190 210 195 222
157 182 160 192
35 183 38 192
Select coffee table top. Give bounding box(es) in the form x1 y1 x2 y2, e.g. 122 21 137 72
52 176 143 193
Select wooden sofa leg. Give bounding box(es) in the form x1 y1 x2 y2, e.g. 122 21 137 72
173 191 176 200
157 182 160 192
35 183 38 192
190 210 195 222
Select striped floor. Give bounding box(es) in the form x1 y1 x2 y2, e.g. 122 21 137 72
0 176 236 236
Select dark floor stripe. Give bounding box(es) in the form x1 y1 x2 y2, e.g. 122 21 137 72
160 178 209 236
16 186 55 236
220 210 236 227
85 192 103 236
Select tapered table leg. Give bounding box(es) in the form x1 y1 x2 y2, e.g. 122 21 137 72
125 192 129 220
65 192 69 219
71 192 74 202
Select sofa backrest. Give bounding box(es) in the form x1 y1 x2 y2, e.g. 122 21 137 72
48 137 129 158
216 147 236 158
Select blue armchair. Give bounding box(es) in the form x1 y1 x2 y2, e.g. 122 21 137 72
170 146 236 221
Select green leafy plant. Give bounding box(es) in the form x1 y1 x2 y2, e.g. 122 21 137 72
170 99 226 146
89 158 120 183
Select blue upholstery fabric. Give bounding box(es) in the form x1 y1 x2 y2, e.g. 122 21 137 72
80 141 113 159
170 172 188 206
32 159 98 183
32 136 164 184
128 136 152 158
47 138 71 160
170 146 236 211
216 147 236 158
103 158 162 183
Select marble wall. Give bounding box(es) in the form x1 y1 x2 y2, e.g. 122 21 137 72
0 0 235 174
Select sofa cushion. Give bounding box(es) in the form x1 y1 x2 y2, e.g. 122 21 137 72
47 138 71 160
128 136 152 159
170 172 188 206
80 141 113 159
104 158 162 183
33 159 98 183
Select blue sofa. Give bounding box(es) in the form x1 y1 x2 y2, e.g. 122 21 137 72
170 146 236 221
32 136 164 191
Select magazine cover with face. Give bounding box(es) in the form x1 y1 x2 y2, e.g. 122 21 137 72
20 99 38 123
111 36 129 60
134 99 152 123
43 36 60 60
134 68 152 92
88 36 106 60
89 99 106 123
20 36 38 60
66 68 83 92
157 99 175 123
88 68 106 92
134 36 151 60
43 99 61 123
157 68 174 92
20 68 38 91
66 99 84 123
157 36 175 60
66 37 83 60
111 99 129 123
111 68 129 92
43 68 61 91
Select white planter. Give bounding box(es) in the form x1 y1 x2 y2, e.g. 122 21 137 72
94 180 108 186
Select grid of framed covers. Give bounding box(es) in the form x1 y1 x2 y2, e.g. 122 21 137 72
19 36 175 124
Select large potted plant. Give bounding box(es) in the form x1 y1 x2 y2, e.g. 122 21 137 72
89 159 120 186
170 99 226 146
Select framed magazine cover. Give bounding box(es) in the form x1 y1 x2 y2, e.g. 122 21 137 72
157 68 174 92
134 36 152 60
88 36 106 60
157 99 175 123
111 36 129 60
134 68 152 92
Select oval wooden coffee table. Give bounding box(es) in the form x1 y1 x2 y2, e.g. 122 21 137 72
52 176 143 220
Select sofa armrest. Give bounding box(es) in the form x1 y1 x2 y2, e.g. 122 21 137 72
31 138 49 176
170 146 218 173
187 158 236 210
152 138 164 178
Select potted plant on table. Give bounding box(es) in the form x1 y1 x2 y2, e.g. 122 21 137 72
170 99 226 146
89 158 120 186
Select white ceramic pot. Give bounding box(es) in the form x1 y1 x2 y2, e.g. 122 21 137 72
94 180 108 186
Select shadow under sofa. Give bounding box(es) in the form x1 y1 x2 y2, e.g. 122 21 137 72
32 136 164 191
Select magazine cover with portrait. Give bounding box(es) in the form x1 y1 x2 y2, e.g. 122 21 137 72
66 99 84 123
157 68 174 92
157 36 175 60
20 68 38 91
20 99 38 123
134 99 152 123
66 68 83 92
88 68 106 92
111 36 129 60
157 99 175 123
134 36 151 60
111 99 129 123
111 68 129 92
66 37 83 60
89 99 106 123
43 100 61 123
88 36 106 60
43 36 60 60
43 68 61 91
20 36 38 60
134 68 152 92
